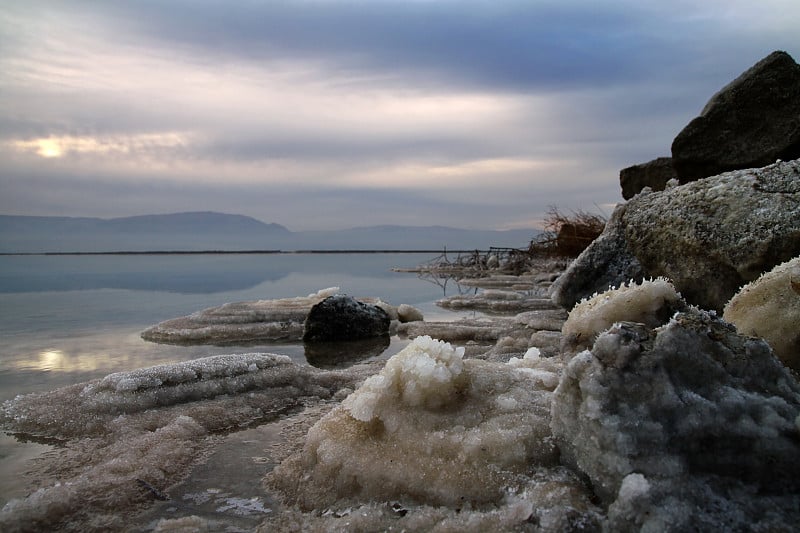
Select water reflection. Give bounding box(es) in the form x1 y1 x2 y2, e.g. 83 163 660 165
304 336 392 369
0 253 433 294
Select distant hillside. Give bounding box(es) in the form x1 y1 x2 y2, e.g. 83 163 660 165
0 212 538 253
292 225 538 251
104 212 289 234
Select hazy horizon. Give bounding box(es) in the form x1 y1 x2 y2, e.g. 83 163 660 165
0 210 542 233
0 211 540 252
2 1 798 230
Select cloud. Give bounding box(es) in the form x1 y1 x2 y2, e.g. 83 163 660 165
8 133 190 159
1 0 799 231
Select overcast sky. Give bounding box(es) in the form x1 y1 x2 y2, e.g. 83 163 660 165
1 1 798 231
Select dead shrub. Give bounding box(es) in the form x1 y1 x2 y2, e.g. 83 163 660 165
529 206 606 257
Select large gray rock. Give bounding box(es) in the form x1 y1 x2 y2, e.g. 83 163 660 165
553 158 800 312
303 294 390 342
619 157 679 199
551 290 800 531
671 50 800 182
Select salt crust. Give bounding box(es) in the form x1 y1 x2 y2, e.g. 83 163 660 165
723 255 800 370
561 277 683 352
267 336 602 529
141 287 423 344
0 353 374 531
141 288 342 344
552 279 800 531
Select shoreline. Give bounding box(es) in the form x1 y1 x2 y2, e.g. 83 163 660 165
0 249 483 256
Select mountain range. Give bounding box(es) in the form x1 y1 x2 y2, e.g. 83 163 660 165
0 212 539 253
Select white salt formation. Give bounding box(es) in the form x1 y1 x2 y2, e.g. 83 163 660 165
140 288 423 345
561 277 684 352
723 255 800 371
0 353 375 530
437 290 559 313
552 280 800 531
396 303 424 322
267 336 601 527
141 287 343 344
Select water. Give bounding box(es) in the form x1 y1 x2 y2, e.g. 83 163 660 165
0 252 472 507
0 252 468 401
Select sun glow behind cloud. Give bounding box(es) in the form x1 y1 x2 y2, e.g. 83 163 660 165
9 133 189 159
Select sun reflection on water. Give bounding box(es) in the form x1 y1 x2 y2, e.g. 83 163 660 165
38 349 65 371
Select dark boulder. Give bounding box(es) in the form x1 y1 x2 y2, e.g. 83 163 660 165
671 50 800 182
303 294 390 342
619 157 679 199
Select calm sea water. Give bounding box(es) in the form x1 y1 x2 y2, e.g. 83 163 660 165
0 252 472 402
0 252 476 505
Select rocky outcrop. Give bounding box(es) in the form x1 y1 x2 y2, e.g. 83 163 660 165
551 281 800 531
723 256 800 371
671 50 800 182
619 157 679 199
303 294 390 342
554 158 800 312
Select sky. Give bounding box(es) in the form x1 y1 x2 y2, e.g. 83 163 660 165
1 1 798 231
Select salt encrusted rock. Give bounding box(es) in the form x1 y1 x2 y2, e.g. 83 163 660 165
0 353 376 529
561 278 686 353
723 256 800 371
554 159 800 312
398 317 514 345
141 288 413 346
619 157 679 200
303 294 390 342
268 336 602 527
551 287 800 531
438 290 559 313
142 287 342 344
624 160 800 311
671 50 800 182
396 303 424 323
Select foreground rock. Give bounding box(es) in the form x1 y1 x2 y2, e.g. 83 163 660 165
554 158 800 312
266 336 601 529
303 294 390 342
552 280 800 531
671 50 800 182
723 255 800 371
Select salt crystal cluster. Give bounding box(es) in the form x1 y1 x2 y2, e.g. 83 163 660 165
268 336 598 523
343 335 466 421
561 277 684 352
552 279 800 531
723 255 800 370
